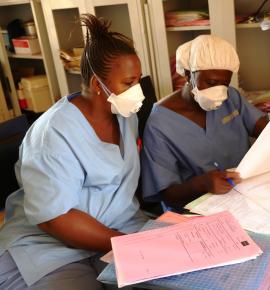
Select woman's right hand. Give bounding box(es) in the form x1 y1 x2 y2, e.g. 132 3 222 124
162 169 242 208
199 170 241 194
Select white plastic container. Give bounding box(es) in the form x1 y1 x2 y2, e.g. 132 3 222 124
21 75 52 112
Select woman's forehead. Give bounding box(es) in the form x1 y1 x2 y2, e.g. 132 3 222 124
110 54 141 73
198 69 232 79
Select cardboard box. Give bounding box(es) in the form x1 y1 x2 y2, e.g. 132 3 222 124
12 37 41 55
21 75 52 112
21 75 48 90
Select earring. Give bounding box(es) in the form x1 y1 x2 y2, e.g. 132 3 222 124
185 81 192 88
97 91 101 95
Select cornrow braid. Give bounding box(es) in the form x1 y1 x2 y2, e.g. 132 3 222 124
80 14 136 97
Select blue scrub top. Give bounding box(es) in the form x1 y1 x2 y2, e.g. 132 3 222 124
0 93 145 286
141 87 265 203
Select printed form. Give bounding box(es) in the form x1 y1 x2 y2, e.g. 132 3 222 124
185 172 270 234
185 189 270 234
101 211 197 264
236 171 270 213
111 211 262 288
185 122 270 234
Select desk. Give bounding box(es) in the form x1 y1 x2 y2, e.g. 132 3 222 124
98 220 270 290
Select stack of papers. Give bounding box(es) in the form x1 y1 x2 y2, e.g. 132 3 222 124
186 122 270 234
165 10 209 27
111 211 262 288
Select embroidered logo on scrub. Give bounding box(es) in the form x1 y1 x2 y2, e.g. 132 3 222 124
222 110 239 124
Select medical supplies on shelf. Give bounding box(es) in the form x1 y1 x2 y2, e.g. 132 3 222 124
242 89 270 113
12 36 41 55
165 10 210 27
20 75 52 113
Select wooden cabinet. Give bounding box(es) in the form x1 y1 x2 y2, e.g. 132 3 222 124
147 0 212 98
41 0 88 96
234 0 270 95
41 0 157 97
90 0 156 89
0 0 59 122
209 0 270 96
41 0 270 101
0 29 19 121
149 0 270 98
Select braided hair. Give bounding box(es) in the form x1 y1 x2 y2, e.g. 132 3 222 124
80 14 137 97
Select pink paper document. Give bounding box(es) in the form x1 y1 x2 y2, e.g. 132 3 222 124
157 211 200 224
101 211 193 264
157 211 190 224
111 211 262 288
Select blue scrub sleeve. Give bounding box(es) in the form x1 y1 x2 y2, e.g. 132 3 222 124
230 88 265 135
21 152 83 225
141 125 182 202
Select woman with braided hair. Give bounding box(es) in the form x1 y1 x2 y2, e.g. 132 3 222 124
0 14 147 289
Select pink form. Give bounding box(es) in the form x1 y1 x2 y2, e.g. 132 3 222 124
111 211 263 288
157 211 200 224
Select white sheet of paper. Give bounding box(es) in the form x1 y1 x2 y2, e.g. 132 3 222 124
100 250 114 264
235 171 270 213
186 122 270 234
236 122 270 179
185 186 270 234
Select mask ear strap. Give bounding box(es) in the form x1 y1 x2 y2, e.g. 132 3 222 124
86 51 112 96
190 71 196 88
99 80 112 96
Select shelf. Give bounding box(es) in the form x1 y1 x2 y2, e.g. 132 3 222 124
236 23 261 29
0 0 30 6
244 90 270 105
66 68 81 75
166 25 210 31
8 52 43 60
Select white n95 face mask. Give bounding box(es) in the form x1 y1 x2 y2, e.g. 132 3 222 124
190 73 228 111
192 85 228 111
101 82 145 117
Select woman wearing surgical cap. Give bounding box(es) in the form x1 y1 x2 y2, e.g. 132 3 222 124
141 34 268 211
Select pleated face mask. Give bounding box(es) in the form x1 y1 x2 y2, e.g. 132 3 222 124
190 73 228 111
192 85 228 111
100 81 145 118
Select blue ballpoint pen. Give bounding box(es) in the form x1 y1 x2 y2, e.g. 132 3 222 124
213 162 236 187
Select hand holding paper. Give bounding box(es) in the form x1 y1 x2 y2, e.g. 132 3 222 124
185 121 270 234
